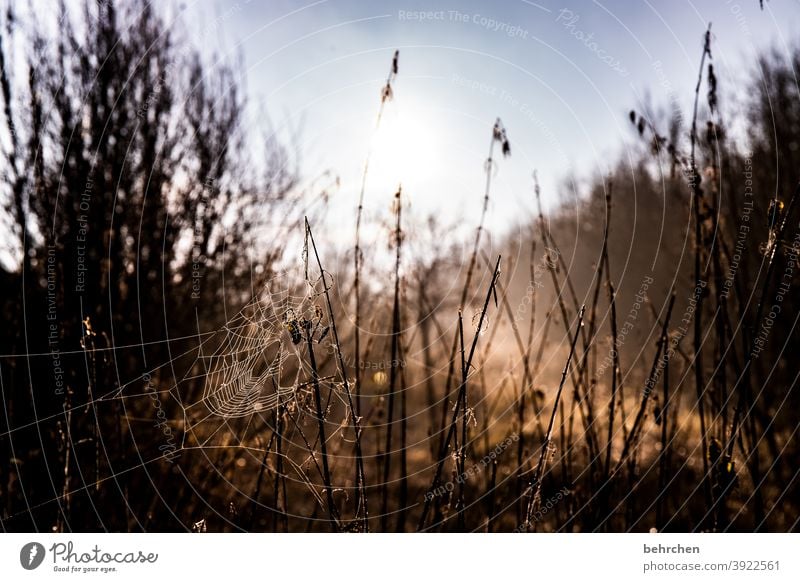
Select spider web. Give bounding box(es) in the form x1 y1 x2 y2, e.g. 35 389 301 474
0 265 360 528
98 266 344 457
199 283 304 419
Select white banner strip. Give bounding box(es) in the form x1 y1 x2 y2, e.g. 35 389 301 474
1 533 797 581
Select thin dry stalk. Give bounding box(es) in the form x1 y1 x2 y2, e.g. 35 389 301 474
418 256 502 531
486 460 498 532
304 324 339 531
380 186 403 530
436 120 510 454
689 24 714 516
353 52 399 509
525 305 585 531
533 173 596 469
614 292 676 476
601 179 619 483
656 332 671 530
305 218 369 530
397 340 409 532
456 311 468 530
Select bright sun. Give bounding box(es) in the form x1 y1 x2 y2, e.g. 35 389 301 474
368 107 440 191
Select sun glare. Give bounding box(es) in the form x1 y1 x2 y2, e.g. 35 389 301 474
368 106 440 190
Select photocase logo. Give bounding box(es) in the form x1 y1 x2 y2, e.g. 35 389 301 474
20 542 46 570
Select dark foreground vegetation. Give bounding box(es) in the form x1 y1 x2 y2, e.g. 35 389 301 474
0 2 798 532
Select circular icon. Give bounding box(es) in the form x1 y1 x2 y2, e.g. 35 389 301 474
19 542 46 570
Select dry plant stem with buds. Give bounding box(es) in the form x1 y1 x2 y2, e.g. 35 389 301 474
689 24 714 517
352 50 397 526
354 49 399 440
437 120 510 455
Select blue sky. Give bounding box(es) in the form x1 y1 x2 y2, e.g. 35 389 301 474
182 0 800 240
